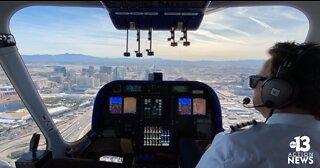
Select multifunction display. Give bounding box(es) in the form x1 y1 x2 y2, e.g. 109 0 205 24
143 98 163 119
178 98 192 115
178 98 206 115
193 98 206 115
109 97 122 114
109 97 137 114
124 97 137 114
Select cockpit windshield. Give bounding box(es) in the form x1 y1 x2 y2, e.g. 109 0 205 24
0 4 309 168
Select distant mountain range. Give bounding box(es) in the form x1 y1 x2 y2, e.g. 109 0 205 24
21 53 264 67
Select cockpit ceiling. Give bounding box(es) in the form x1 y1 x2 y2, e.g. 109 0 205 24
1 1 312 16
103 1 208 8
101 1 209 30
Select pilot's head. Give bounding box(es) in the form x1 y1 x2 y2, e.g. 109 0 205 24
253 42 320 119
252 59 271 118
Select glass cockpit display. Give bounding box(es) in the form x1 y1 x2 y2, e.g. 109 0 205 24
143 126 170 147
177 97 207 115
109 97 122 114
193 98 206 115
124 97 136 114
143 98 163 119
178 98 192 115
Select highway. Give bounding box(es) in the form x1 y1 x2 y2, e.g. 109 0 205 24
0 107 92 168
63 110 92 142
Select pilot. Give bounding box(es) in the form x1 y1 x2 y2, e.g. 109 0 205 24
196 42 320 168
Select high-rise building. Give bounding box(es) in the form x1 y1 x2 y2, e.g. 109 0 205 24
88 66 95 76
54 66 67 77
113 66 126 80
48 75 64 84
76 77 100 88
82 66 95 77
144 69 150 80
99 66 112 74
81 68 89 76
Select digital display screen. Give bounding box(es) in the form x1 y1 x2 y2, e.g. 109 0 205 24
109 97 122 114
172 86 188 93
123 97 136 114
143 98 162 119
193 98 206 115
143 126 170 147
125 85 142 93
178 98 192 115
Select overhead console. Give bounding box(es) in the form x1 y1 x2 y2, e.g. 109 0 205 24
87 80 222 167
101 1 210 30
101 1 211 57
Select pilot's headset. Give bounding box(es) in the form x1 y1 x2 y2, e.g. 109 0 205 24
261 44 320 108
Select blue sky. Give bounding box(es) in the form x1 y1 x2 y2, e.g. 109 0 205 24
10 5 308 61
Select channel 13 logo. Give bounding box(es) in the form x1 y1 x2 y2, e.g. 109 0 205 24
288 136 313 165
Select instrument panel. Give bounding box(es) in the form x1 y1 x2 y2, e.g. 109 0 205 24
93 80 222 149
89 80 222 166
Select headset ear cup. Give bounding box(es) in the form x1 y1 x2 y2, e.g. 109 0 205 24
261 78 294 108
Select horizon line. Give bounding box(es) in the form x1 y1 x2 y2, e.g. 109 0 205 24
21 53 267 62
